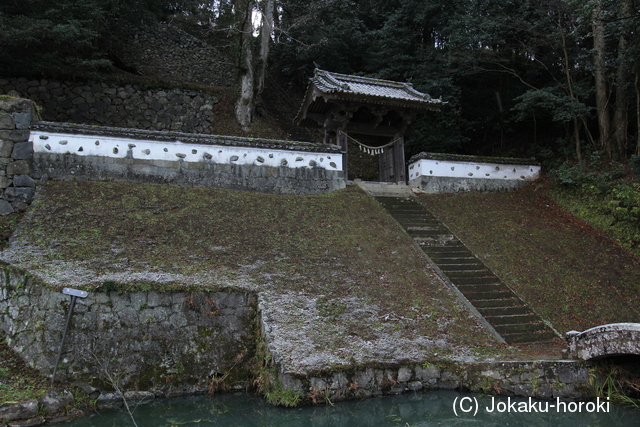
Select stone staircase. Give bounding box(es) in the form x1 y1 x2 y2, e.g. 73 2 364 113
374 194 558 344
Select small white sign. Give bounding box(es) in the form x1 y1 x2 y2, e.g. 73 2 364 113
62 288 88 298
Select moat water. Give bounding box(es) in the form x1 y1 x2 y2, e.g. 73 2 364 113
66 390 640 427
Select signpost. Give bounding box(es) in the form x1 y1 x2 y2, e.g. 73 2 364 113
51 287 89 385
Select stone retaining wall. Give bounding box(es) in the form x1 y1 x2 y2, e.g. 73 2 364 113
0 97 41 214
0 264 257 393
273 360 593 404
110 21 236 87
0 78 222 134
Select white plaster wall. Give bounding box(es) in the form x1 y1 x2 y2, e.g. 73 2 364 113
29 131 342 171
408 158 540 181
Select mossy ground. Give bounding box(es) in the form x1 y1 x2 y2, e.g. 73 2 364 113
11 180 492 352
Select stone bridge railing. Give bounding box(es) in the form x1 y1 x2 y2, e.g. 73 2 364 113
566 323 640 360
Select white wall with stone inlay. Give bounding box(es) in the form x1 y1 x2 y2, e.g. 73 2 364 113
408 158 540 182
30 131 342 172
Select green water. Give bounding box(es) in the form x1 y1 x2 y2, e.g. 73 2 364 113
68 391 639 426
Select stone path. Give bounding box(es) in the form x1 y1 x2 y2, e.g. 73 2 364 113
374 194 558 344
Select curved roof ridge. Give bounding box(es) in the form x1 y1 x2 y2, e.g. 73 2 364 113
311 68 443 104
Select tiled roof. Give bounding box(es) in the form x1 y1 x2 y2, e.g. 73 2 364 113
310 69 444 106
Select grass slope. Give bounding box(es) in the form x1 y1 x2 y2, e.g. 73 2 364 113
420 181 640 334
6 180 497 355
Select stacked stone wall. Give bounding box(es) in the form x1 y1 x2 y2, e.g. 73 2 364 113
0 264 257 394
0 79 220 134
0 97 40 213
110 22 237 87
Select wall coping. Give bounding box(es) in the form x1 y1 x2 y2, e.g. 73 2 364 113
30 121 342 154
409 152 540 166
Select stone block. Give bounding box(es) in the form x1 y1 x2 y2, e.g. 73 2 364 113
0 399 38 421
39 389 74 413
0 176 12 189
0 113 14 129
0 200 14 215
6 160 30 176
13 112 33 129
13 174 35 187
397 367 413 383
11 201 29 212
0 140 14 157
4 186 34 203
0 129 29 142
12 141 34 160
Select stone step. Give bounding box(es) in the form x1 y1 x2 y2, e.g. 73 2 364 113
439 265 491 272
408 230 455 238
450 277 502 286
416 239 463 248
484 314 541 325
471 298 523 308
445 270 494 278
393 216 442 225
460 289 515 300
478 306 533 316
406 225 449 232
456 283 510 293
501 330 558 344
428 257 481 265
493 322 549 334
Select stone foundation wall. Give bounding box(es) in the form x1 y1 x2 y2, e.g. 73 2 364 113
0 264 257 393
411 175 534 194
34 153 345 195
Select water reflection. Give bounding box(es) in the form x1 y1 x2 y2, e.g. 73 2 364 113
68 390 640 427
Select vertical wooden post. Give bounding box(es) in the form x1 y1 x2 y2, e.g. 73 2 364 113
338 130 348 181
394 134 406 183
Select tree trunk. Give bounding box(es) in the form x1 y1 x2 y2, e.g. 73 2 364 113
636 70 640 154
257 0 274 96
558 15 582 162
592 0 612 156
235 0 255 131
614 0 631 158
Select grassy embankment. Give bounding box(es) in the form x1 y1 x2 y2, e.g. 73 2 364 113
1 172 639 406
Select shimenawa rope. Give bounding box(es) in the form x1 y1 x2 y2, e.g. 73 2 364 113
338 130 399 156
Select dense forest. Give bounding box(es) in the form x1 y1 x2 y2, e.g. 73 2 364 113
2 0 640 164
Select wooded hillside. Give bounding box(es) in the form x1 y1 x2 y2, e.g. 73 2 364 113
2 0 640 163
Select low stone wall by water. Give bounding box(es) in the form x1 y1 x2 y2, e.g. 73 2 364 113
0 264 257 393
273 360 593 404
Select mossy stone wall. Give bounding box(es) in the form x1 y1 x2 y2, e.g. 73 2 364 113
0 265 257 394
